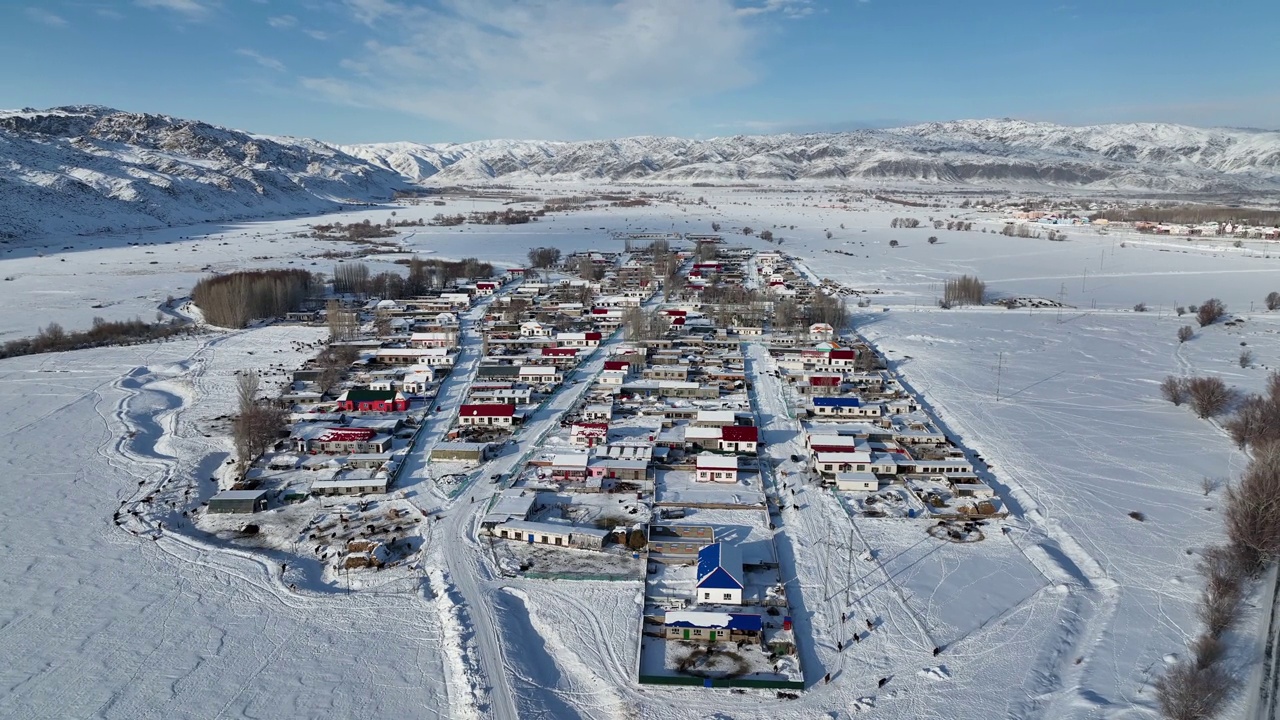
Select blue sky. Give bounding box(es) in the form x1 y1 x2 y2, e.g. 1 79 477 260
2 0 1277 143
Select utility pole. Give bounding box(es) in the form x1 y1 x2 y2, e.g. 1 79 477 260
1082 267 1088 292
995 352 1004 401
1057 283 1067 323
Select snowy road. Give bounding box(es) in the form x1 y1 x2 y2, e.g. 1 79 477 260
436 324 632 720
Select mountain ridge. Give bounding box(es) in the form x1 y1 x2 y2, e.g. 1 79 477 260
4 105 1279 239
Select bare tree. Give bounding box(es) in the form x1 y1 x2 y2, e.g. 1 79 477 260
326 299 359 342
1177 325 1194 343
1186 376 1235 418
1161 376 1188 406
1267 291 1280 311
1197 298 1226 327
232 373 285 476
1240 349 1254 368
759 229 774 241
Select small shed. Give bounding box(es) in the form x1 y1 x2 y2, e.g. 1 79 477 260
208 489 268 514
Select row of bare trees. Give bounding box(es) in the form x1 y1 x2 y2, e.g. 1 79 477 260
192 269 316 328
0 316 194 359
334 257 496 298
1156 373 1280 719
942 275 986 306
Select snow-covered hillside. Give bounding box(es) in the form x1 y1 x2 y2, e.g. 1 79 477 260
0 106 406 240
343 120 1280 191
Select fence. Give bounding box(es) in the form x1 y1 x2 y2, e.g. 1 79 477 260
637 674 805 691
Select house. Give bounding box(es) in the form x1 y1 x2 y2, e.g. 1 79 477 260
827 349 858 369
375 347 455 367
400 369 435 394
208 489 268 514
295 427 393 455
432 442 495 462
309 474 390 496
720 425 758 454
570 422 609 448
550 451 590 481
587 458 649 483
409 331 458 349
684 425 722 450
582 403 613 422
335 388 409 413
556 331 602 348
694 410 738 427
540 347 580 365
475 280 500 296
809 322 835 342
520 321 552 338
696 542 745 605
468 387 534 405
835 471 879 492
664 611 762 643
457 404 516 427
492 520 609 550
812 396 869 418
696 454 739 483
518 365 561 385
647 523 715 557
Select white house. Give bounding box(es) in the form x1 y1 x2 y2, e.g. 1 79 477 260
520 321 552 338
835 471 879 492
808 322 834 342
696 454 739 483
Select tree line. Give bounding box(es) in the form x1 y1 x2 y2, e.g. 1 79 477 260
192 269 317 329
0 316 196 359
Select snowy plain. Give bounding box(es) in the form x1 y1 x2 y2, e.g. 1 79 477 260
0 188 1278 719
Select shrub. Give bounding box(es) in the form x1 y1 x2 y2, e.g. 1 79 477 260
1128 511 1145 521
1153 660 1235 720
1176 306 1186 317
1197 298 1226 327
1264 291 1280 311
1240 349 1254 368
1196 544 1249 636
1161 376 1188 406
1185 376 1235 419
889 239 899 248
1133 302 1148 312
1177 325 1194 343
928 236 938 244
1224 444 1280 569
1224 374 1280 449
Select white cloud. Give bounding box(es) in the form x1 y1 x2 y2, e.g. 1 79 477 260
306 0 762 139
267 14 297 28
303 28 330 40
737 0 814 17
134 0 213 18
236 48 286 72
26 7 69 26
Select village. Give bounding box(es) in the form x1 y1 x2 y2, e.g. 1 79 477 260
192 231 1002 690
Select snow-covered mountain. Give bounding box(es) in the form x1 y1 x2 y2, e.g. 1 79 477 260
342 119 1280 191
4 106 1279 240
0 106 406 239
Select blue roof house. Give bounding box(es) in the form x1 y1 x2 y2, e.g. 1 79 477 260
696 542 745 605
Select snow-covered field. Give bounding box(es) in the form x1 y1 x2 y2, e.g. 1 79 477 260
2 187 1278 719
